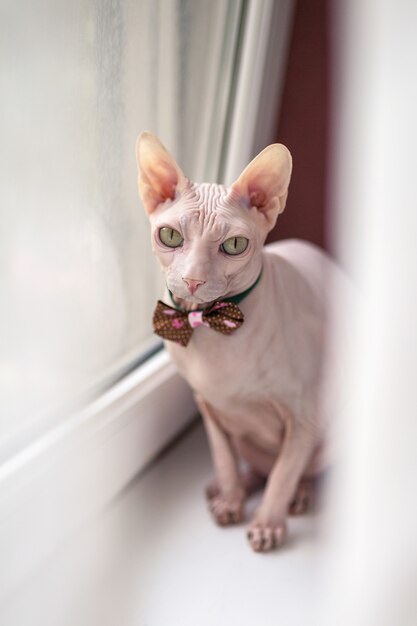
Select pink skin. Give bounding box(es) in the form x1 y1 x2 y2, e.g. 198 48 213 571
183 278 205 295
136 132 344 552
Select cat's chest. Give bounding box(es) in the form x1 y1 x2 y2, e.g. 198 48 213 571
165 309 290 405
168 334 256 397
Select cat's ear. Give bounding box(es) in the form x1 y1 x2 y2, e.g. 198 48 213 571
136 132 187 215
230 144 292 229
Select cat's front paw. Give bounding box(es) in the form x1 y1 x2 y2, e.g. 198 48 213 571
246 519 287 552
208 491 245 526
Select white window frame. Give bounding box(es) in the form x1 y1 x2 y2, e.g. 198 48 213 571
0 0 294 603
0 350 196 600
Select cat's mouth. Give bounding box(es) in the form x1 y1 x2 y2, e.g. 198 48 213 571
167 279 228 308
171 291 217 310
169 285 226 311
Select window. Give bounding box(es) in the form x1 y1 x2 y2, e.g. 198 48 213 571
0 0 245 461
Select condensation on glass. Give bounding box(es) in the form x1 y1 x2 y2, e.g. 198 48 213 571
0 0 244 459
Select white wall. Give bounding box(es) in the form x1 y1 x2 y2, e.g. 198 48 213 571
322 2 417 624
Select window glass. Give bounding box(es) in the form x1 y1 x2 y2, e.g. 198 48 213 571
0 0 244 460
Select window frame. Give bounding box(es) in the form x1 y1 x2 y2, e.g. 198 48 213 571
0 350 196 601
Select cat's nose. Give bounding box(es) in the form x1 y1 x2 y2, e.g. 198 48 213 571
182 277 206 295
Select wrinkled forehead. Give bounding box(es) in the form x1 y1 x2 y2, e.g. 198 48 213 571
151 182 265 241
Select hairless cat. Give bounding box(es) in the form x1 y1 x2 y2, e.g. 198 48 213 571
136 132 343 552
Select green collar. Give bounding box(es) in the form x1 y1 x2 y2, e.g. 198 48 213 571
168 269 263 312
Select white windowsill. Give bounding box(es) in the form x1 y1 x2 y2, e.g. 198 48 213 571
1 422 323 626
0 350 197 604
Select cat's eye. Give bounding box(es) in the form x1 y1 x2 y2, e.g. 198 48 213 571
159 227 184 248
221 236 249 256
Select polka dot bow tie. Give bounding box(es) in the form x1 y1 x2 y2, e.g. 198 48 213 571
152 300 245 347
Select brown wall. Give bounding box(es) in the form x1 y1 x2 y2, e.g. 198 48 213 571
267 0 330 250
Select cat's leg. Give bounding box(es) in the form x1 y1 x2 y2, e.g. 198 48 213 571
196 394 245 526
288 476 316 515
205 466 266 501
289 442 328 515
247 416 318 552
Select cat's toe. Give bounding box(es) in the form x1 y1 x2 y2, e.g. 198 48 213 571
208 493 244 526
247 521 287 552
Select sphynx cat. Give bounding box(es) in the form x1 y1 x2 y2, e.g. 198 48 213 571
136 132 338 552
